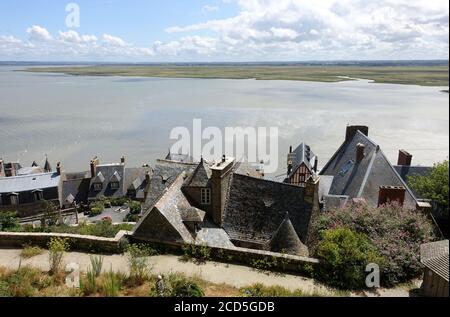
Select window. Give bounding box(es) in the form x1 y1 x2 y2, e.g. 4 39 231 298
201 188 211 205
110 182 120 190
93 183 103 191
10 194 19 206
33 190 44 202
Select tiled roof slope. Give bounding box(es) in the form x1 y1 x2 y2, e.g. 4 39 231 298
421 240 449 282
320 130 417 209
270 215 309 256
222 173 313 245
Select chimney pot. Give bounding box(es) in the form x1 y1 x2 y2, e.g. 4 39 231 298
356 143 365 163
56 162 62 175
289 146 293 154
121 156 126 164
314 157 319 173
222 155 226 163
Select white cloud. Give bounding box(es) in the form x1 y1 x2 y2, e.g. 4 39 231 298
102 34 128 47
27 25 53 42
1 1 448 61
202 5 220 13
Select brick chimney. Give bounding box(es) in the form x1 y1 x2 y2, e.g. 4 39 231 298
378 186 406 207
356 143 366 163
210 156 235 226
397 150 412 166
90 156 99 178
345 125 369 142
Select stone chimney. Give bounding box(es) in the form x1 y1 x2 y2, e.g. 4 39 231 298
378 186 406 207
56 162 62 176
121 156 126 164
90 156 99 178
397 150 412 166
345 125 369 142
356 143 366 163
313 156 319 173
210 156 235 226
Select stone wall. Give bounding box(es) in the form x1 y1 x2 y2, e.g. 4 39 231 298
130 236 319 276
0 231 130 254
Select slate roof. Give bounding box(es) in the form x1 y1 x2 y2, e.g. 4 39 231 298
165 152 194 163
62 178 90 205
17 166 45 176
88 163 125 199
144 160 197 210
134 173 232 247
0 172 60 193
320 130 418 209
183 159 212 187
222 173 314 246
421 240 449 282
233 161 263 178
270 214 309 256
288 143 316 178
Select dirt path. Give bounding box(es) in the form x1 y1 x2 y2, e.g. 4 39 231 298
0 248 414 297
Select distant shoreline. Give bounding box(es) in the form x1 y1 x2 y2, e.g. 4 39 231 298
22 64 449 87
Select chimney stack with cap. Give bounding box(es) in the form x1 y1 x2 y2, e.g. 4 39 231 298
90 156 99 178
397 150 413 166
56 162 62 176
345 125 369 142
356 143 366 163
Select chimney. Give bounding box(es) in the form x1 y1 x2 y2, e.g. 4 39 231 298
145 171 151 184
121 156 126 164
356 143 365 163
313 156 319 173
289 146 293 154
345 125 369 142
90 156 99 178
210 156 235 226
56 162 62 176
397 150 412 166
378 186 406 207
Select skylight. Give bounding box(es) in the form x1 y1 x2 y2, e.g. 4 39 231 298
339 160 355 176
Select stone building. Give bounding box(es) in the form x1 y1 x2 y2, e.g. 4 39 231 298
420 240 449 297
285 143 318 187
0 162 63 217
133 156 320 256
319 125 422 211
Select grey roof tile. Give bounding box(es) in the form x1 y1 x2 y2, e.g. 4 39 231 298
421 240 449 282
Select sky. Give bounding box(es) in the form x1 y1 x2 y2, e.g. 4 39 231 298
0 0 448 62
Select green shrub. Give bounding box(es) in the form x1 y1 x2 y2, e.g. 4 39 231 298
110 197 129 207
311 202 436 286
90 255 104 277
0 281 11 297
101 270 122 297
21 245 44 259
129 201 142 215
182 244 211 263
89 207 103 217
80 270 97 296
240 283 304 297
48 237 70 275
315 228 383 290
126 244 156 285
124 213 140 222
0 211 20 231
250 256 278 271
154 273 204 297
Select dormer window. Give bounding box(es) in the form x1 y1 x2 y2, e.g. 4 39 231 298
93 183 103 191
201 188 211 205
110 182 120 190
32 190 44 202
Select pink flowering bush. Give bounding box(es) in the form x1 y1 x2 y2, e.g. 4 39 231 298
311 202 437 286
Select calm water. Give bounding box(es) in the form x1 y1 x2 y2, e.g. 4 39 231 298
0 66 448 177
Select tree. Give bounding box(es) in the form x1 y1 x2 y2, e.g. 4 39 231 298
408 160 449 216
315 228 383 290
0 211 20 231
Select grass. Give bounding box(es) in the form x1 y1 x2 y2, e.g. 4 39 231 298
25 65 449 86
20 246 44 259
0 265 336 297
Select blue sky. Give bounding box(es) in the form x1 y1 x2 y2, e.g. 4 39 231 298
0 0 448 61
